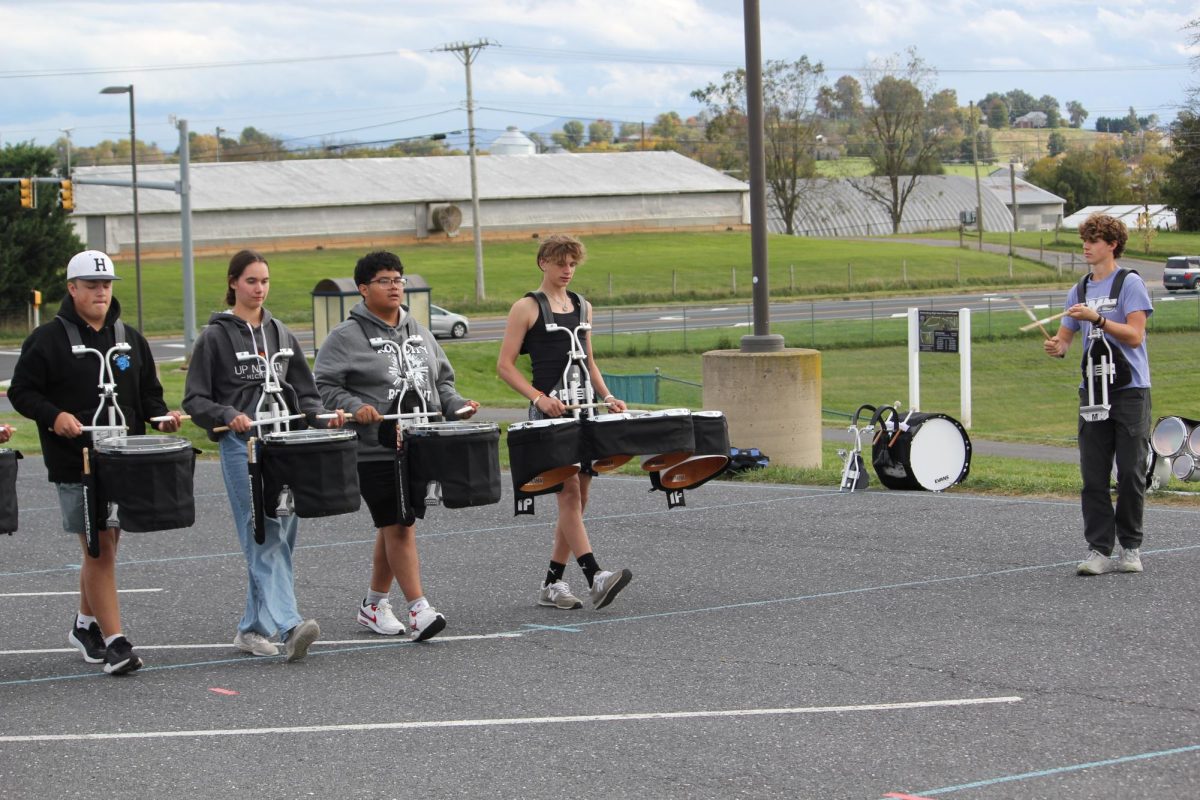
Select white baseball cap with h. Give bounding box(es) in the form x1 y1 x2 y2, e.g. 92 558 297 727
67 250 122 281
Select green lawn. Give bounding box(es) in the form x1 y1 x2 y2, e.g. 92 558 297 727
917 229 1200 263
10 231 1068 339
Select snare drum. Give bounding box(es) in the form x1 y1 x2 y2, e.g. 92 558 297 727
871 409 972 492
0 448 22 534
405 422 501 509
657 411 730 490
93 435 197 532
1151 416 1195 458
507 418 581 495
1172 454 1200 482
261 429 360 518
582 408 694 473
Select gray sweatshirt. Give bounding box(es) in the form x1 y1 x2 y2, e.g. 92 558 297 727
182 308 329 441
313 303 467 462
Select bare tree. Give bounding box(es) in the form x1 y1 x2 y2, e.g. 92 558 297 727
848 49 944 234
692 57 826 235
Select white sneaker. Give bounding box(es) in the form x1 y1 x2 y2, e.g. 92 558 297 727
1117 547 1144 573
1076 550 1112 576
234 630 279 657
538 580 583 610
589 568 633 609
408 605 446 642
357 598 405 636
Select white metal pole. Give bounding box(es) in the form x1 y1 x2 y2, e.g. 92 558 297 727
907 307 920 411
959 308 972 429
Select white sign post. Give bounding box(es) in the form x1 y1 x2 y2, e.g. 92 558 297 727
907 307 972 429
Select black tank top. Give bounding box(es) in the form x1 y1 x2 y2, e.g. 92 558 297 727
520 292 587 394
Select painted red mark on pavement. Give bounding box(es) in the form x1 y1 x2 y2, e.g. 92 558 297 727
208 687 239 696
884 793 936 800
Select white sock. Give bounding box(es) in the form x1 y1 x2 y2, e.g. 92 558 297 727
366 590 388 607
407 596 429 614
103 633 124 646
76 613 98 629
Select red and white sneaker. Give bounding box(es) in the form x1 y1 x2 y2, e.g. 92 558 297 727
408 605 446 642
357 598 405 636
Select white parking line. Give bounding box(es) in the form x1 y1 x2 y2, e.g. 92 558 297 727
0 695 1021 743
0 631 521 656
0 589 163 598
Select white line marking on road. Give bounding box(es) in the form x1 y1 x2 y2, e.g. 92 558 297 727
0 589 163 598
658 316 683 321
0 696 1022 743
890 312 908 318
1033 304 1049 310
711 307 728 311
162 343 185 349
0 631 521 656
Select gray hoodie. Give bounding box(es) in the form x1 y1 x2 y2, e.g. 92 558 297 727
183 308 329 441
313 302 466 462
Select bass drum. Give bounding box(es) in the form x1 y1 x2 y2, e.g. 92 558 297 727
870 408 971 492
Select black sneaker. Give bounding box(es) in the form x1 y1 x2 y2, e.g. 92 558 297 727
68 621 106 664
103 636 144 675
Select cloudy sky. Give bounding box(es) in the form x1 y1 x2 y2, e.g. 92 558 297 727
1 0 1196 154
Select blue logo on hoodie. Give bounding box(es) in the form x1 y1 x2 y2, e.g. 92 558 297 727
114 353 131 372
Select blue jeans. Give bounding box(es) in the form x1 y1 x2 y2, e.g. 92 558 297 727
219 434 303 639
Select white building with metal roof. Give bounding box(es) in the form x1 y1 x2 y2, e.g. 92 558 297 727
1061 204 1175 231
769 175 1065 236
69 151 749 256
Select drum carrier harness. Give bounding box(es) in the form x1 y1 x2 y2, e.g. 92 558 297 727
1076 268 1137 423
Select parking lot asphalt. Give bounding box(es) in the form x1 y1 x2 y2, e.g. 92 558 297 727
3 454 1199 799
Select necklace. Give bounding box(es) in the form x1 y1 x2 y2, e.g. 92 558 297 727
547 294 571 312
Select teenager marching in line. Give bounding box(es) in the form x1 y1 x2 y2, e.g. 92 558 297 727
497 234 632 611
183 250 345 661
10 251 183 675
314 251 478 642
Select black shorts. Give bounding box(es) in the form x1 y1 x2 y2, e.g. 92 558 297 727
358 460 411 529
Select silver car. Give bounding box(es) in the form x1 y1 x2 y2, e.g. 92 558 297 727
429 304 469 339
1163 256 1200 292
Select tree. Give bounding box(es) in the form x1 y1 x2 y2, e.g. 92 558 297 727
1004 89 1037 119
692 56 826 234
0 143 84 320
1162 112 1200 229
847 49 946 233
1047 130 1068 157
1066 100 1088 128
986 99 1009 129
551 120 585 151
588 119 614 145
1037 95 1062 128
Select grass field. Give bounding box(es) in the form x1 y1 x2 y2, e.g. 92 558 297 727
6 231 1067 339
917 229 1200 263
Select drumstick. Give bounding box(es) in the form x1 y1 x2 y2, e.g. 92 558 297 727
1014 298 1052 340
1018 309 1068 332
213 425 230 433
150 414 190 423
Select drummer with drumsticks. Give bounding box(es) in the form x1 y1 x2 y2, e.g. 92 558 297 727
183 250 346 662
314 251 478 643
1039 214 1153 577
497 234 633 612
9 251 183 675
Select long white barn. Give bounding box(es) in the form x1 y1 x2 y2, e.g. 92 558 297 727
69 151 750 256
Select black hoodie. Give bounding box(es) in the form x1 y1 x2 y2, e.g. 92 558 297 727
9 295 168 483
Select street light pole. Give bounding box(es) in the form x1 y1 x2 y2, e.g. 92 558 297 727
100 84 142 331
59 128 74 176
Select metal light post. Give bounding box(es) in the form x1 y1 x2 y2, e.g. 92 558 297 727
59 128 74 175
100 84 142 331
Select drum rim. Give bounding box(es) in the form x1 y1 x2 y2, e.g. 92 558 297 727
1151 416 1190 457
262 429 357 443
93 434 192 453
509 417 579 430
907 417 970 490
406 422 499 436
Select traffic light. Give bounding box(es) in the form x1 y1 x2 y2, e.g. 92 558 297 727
31 290 42 307
59 179 74 212
18 178 33 209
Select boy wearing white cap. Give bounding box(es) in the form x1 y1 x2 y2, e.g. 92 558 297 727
9 250 182 675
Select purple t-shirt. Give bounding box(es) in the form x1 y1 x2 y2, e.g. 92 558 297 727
1063 267 1153 389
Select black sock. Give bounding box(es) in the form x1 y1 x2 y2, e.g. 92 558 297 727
544 561 567 587
577 553 600 587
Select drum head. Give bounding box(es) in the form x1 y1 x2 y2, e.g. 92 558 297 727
658 454 730 489
1152 416 1189 457
639 450 691 472
908 418 969 491
519 464 580 493
263 429 356 444
592 454 632 473
93 434 191 454
1189 426 1200 458
1172 454 1199 482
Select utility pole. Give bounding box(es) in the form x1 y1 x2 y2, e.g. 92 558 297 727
215 126 224 161
59 128 74 176
438 39 494 302
970 101 984 251
1009 161 1019 232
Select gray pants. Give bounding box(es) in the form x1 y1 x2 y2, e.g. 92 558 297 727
1077 387 1150 555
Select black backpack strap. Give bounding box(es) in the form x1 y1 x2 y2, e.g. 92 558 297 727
58 316 84 355
526 291 555 331
1076 267 1137 303
571 291 590 325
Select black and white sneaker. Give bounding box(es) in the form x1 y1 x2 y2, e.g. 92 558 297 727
103 636 143 675
68 621 107 664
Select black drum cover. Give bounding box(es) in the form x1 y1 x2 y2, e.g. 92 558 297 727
94 445 198 533
0 449 22 534
407 424 501 509
262 434 360 518
870 408 971 492
507 419 581 496
582 411 695 468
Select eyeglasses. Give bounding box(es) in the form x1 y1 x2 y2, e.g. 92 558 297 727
368 277 407 287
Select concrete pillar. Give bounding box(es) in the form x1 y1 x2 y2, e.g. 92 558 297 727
702 348 822 468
